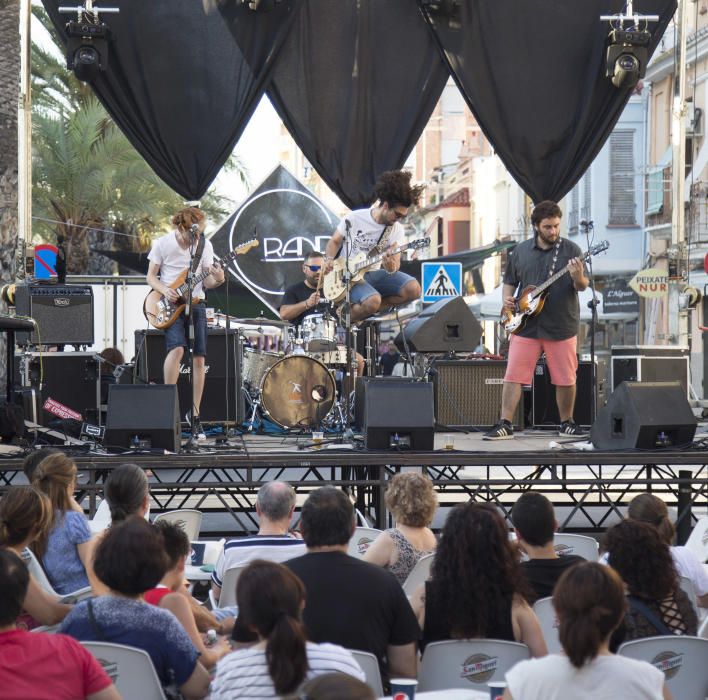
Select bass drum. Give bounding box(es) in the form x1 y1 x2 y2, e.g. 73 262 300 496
260 355 336 429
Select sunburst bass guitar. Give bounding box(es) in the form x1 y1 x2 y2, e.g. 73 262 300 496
501 240 609 335
143 239 259 330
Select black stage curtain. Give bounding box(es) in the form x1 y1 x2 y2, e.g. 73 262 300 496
267 0 449 209
420 0 676 203
42 0 298 200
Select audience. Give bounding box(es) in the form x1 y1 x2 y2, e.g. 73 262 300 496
363 472 437 584
511 492 584 602
605 520 697 643
212 481 305 605
211 560 364 698
31 452 96 594
0 485 71 628
410 502 546 656
285 487 420 683
145 520 231 669
21 447 61 483
0 549 122 700
503 562 672 700
59 517 210 700
284 672 376 700
103 463 150 525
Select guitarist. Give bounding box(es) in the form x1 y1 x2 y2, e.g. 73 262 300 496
484 200 588 441
323 170 424 323
146 206 225 440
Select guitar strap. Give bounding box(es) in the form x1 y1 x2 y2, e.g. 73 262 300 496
546 239 562 279
191 235 206 276
371 224 394 257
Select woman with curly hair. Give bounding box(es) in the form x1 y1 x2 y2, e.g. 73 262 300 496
605 520 697 641
503 562 671 700
410 502 546 656
363 472 437 584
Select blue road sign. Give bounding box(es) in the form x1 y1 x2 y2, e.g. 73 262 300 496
422 262 462 303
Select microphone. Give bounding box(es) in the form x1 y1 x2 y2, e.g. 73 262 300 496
345 218 351 233
189 223 199 241
580 220 594 227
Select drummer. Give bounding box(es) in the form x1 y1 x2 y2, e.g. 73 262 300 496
280 251 365 376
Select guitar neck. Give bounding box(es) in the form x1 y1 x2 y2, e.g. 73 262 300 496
530 250 591 298
179 249 236 291
356 242 412 273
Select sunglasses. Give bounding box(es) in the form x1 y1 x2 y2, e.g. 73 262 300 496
305 265 322 271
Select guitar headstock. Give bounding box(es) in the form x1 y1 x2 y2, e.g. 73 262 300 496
409 237 430 250
234 238 259 255
586 240 609 257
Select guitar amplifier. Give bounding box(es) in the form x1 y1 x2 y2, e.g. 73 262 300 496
432 360 524 429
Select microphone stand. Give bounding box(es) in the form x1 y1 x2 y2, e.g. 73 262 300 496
581 220 600 425
183 227 199 452
341 220 356 441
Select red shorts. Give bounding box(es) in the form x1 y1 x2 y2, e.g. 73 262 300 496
504 335 578 386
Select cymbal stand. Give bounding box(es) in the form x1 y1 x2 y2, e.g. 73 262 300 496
340 220 358 437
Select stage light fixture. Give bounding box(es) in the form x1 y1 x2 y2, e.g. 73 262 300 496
605 28 651 89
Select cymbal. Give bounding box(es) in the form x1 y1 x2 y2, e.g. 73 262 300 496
240 317 291 327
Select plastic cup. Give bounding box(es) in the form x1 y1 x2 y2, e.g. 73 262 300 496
312 431 324 445
444 434 455 450
488 681 507 700
390 678 417 700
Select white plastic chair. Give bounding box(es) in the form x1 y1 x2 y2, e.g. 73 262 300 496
679 575 701 622
685 517 708 564
153 509 202 541
82 641 167 700
347 527 383 559
348 649 383 697
532 596 562 654
699 614 708 639
31 623 60 633
553 533 599 561
618 635 708 700
20 548 92 604
88 499 112 534
210 564 246 609
402 553 435 596
418 639 530 691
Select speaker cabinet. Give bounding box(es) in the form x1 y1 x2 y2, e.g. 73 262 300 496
432 360 523 429
135 329 243 424
355 377 434 450
14 284 94 345
104 384 180 453
611 345 689 398
590 381 696 450
394 296 482 353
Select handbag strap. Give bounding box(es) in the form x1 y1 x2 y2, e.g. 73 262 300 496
627 596 673 636
86 599 108 641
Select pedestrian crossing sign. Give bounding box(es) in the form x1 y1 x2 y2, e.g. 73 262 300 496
422 262 462 303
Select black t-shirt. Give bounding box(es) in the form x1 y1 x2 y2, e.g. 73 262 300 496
380 351 401 376
279 280 327 326
503 237 585 340
285 551 420 680
520 555 585 603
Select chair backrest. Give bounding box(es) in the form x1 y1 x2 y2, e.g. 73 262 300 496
532 596 562 654
678 575 700 622
618 635 708 700
552 533 599 561
685 517 708 565
418 639 530 692
82 641 167 700
347 527 383 559
21 547 57 596
216 565 247 609
348 649 383 697
401 553 435 596
153 509 202 541
699 614 708 639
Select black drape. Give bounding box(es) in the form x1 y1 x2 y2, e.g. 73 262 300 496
420 0 676 203
267 0 449 209
42 0 298 200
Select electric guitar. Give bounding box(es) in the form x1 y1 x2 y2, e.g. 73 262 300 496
322 237 430 304
143 239 259 330
501 240 609 334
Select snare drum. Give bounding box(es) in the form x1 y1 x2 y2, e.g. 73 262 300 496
309 345 348 367
301 313 337 352
242 348 280 389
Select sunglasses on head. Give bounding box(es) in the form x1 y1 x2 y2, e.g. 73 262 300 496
305 264 322 271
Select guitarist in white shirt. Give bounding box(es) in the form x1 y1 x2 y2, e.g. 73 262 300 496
146 207 225 440
484 200 588 441
323 170 424 323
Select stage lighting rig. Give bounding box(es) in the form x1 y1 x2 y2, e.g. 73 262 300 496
601 1 658 90
58 1 119 82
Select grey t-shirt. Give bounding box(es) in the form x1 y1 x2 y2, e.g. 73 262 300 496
503 237 585 340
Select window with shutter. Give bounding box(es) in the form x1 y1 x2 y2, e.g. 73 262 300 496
581 169 592 223
609 130 636 225
569 185 580 233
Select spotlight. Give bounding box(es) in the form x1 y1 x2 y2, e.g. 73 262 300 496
605 28 651 89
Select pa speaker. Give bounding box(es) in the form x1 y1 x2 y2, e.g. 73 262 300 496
104 384 180 453
590 381 696 450
394 296 482 353
355 377 434 450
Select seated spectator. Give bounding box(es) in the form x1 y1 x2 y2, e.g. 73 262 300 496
0 549 121 700
627 493 708 608
211 481 305 604
210 560 364 699
59 517 210 700
511 492 584 602
145 520 231 669
410 502 546 656
503 562 671 700
0 485 71 628
363 472 437 584
32 452 96 594
285 673 375 700
285 487 420 683
21 447 61 483
605 520 697 643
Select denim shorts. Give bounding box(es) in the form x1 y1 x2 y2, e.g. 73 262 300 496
164 302 207 356
349 269 416 304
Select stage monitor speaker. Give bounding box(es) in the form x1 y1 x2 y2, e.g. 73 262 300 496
104 384 180 453
135 329 243 424
590 381 696 450
432 360 523 428
355 377 434 450
394 296 482 353
14 284 94 345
